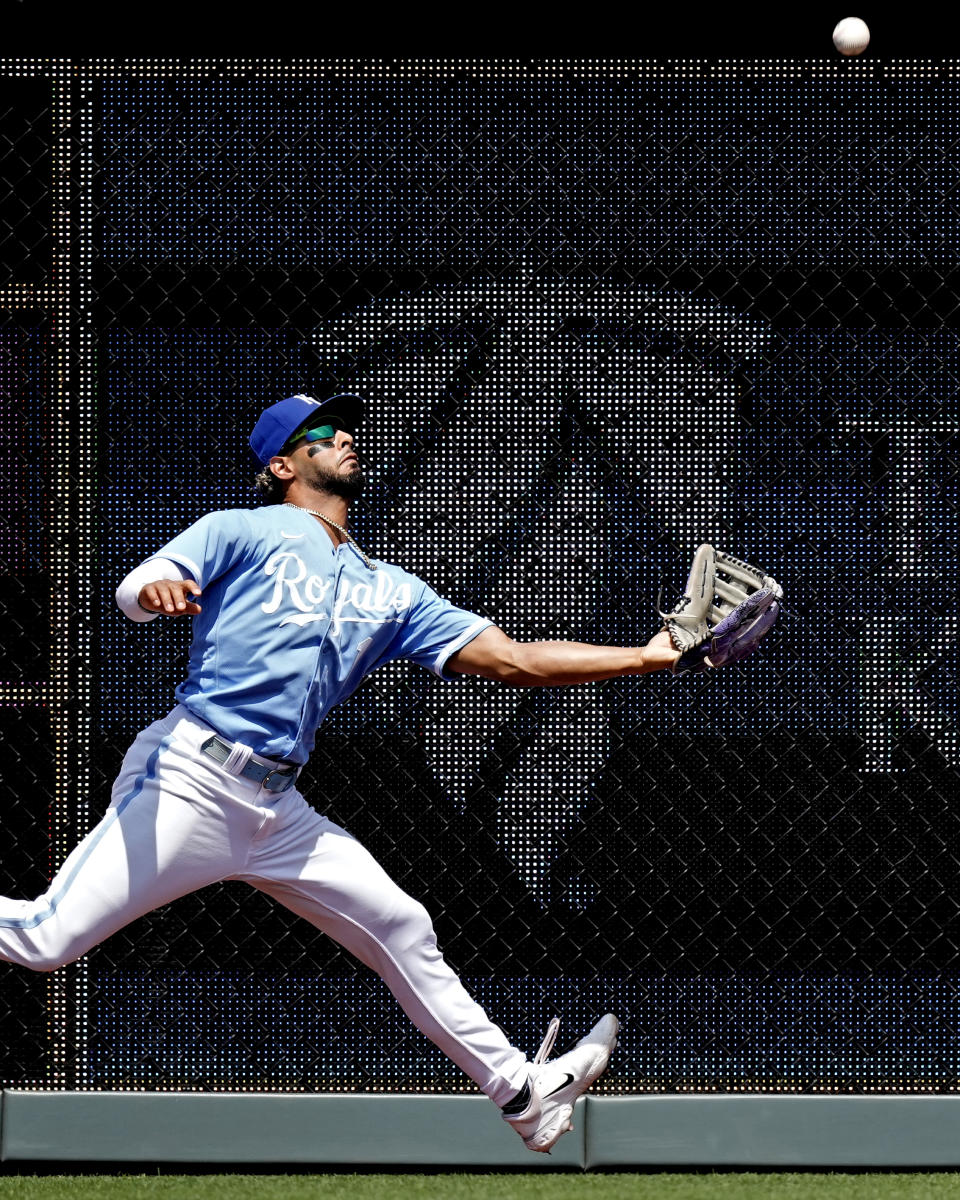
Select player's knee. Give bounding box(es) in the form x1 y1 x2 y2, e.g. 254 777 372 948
1 926 82 972
383 894 437 952
0 941 71 972
23 952 69 973
21 939 78 972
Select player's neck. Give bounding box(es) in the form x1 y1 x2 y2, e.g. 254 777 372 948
282 486 351 541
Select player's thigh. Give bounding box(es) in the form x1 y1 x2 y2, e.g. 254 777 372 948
242 808 432 948
64 721 259 924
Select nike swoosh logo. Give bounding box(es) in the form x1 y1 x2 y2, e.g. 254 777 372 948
280 531 305 539
543 1073 575 1098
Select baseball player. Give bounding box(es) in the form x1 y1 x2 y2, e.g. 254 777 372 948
0 393 778 1153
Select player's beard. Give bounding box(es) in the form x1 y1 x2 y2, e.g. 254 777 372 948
307 460 367 500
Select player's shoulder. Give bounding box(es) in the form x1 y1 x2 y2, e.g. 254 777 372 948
176 505 278 545
207 504 285 529
243 504 290 526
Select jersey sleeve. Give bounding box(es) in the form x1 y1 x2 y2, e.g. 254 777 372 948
391 581 493 679
150 510 251 588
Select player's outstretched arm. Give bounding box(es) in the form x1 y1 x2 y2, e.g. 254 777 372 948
447 626 680 686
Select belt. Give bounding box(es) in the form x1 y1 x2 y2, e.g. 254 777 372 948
200 735 300 793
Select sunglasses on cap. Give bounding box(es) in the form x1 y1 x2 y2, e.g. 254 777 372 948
283 421 349 452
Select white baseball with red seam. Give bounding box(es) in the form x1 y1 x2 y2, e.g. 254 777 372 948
833 17 870 55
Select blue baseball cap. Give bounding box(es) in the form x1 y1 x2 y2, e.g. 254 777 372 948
249 393 366 464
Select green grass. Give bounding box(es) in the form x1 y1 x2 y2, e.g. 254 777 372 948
3 1176 960 1200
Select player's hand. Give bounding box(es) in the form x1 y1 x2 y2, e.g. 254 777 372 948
644 627 682 672
137 579 202 616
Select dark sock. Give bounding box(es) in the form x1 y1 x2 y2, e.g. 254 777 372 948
500 1079 532 1115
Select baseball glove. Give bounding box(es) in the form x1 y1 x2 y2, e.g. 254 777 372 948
661 545 782 674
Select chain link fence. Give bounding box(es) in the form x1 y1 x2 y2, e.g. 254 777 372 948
2 60 960 1094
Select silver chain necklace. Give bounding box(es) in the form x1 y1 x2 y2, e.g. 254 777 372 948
283 502 377 571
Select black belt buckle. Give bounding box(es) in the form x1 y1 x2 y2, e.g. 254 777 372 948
261 766 296 793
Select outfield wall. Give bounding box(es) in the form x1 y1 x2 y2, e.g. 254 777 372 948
4 1093 960 1169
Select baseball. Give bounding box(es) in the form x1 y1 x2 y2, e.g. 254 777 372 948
833 17 871 55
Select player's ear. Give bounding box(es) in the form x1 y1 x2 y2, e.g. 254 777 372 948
269 455 294 481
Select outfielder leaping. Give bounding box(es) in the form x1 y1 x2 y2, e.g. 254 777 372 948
0 393 779 1152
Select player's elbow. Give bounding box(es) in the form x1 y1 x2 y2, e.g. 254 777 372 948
487 640 548 687
449 628 550 686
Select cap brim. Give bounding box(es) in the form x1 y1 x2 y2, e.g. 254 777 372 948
307 394 365 435
285 395 366 448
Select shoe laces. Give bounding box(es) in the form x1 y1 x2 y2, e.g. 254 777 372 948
533 1017 561 1066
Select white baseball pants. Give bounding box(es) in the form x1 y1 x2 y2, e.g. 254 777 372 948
0 705 529 1104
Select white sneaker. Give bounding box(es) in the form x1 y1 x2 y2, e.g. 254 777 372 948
502 1013 620 1153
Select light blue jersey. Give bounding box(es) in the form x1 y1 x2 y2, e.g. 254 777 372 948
153 505 492 763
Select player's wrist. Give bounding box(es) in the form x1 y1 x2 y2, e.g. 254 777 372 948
638 634 681 675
